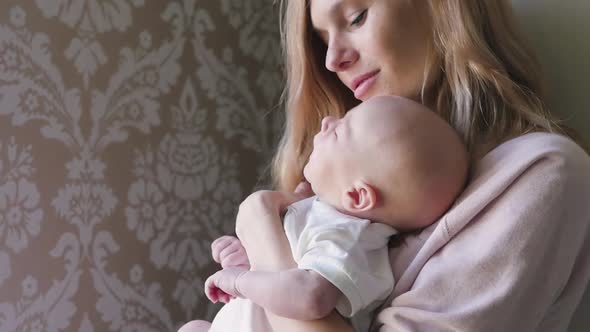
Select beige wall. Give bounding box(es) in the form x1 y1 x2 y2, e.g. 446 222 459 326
512 1 590 330
0 1 586 331
512 0 590 141
0 1 281 331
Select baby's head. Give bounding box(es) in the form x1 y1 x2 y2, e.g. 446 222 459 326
303 96 468 231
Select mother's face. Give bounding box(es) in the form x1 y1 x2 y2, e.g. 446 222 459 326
310 0 432 101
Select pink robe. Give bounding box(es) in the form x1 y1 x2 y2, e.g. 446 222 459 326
374 132 590 331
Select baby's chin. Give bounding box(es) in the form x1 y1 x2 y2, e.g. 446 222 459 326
301 170 312 190
313 189 341 208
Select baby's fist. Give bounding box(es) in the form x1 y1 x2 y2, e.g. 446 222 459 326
205 267 248 304
211 235 250 269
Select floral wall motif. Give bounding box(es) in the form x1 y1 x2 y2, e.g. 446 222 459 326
0 1 282 331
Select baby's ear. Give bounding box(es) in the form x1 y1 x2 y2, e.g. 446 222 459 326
342 180 377 213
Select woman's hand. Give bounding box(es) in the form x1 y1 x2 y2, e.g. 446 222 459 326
294 180 314 197
211 235 250 269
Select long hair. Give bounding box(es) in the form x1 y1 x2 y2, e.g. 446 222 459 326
272 0 356 191
273 0 586 191
426 1 583 152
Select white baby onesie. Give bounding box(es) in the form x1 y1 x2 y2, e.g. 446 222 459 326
210 196 396 332
284 196 397 331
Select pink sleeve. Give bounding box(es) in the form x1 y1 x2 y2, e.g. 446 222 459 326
375 141 590 331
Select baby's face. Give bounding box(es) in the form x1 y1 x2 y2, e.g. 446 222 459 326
304 95 467 229
303 98 397 206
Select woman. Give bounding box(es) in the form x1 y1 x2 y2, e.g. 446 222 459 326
197 0 590 331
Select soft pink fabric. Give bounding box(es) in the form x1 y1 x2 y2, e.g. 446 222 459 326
373 133 590 331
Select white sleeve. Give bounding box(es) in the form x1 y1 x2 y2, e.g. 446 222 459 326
295 224 395 317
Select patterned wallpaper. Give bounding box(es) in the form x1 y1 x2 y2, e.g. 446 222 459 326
0 0 282 331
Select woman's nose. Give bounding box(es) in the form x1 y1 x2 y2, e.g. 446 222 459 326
320 116 335 132
325 42 358 72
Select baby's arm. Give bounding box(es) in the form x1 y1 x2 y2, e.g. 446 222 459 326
205 267 341 320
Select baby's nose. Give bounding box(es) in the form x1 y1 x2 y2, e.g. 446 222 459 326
320 116 335 132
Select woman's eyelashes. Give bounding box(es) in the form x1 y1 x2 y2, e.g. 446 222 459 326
314 9 367 45
350 9 367 27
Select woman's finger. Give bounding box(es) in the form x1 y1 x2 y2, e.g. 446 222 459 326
294 181 314 198
276 191 307 211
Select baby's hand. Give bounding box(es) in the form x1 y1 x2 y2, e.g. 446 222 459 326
204 267 248 304
211 235 250 269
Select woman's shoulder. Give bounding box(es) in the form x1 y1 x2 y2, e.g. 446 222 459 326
380 132 590 331
388 132 590 291
390 133 590 295
461 132 590 211
448 132 590 234
477 132 590 177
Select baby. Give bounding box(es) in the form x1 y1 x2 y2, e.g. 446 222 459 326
181 95 468 332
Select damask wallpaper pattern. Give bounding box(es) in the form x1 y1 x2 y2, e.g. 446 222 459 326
0 1 282 331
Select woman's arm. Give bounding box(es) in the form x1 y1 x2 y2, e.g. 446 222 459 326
235 190 355 332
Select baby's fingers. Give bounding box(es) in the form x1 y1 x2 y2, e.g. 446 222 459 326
219 293 231 304
211 236 236 263
218 241 243 263
204 278 218 303
221 251 249 269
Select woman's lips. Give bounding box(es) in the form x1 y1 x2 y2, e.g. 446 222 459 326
352 70 379 99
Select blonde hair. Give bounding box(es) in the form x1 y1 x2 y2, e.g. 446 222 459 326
273 0 586 191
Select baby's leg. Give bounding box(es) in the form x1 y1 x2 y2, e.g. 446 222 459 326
177 320 212 332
